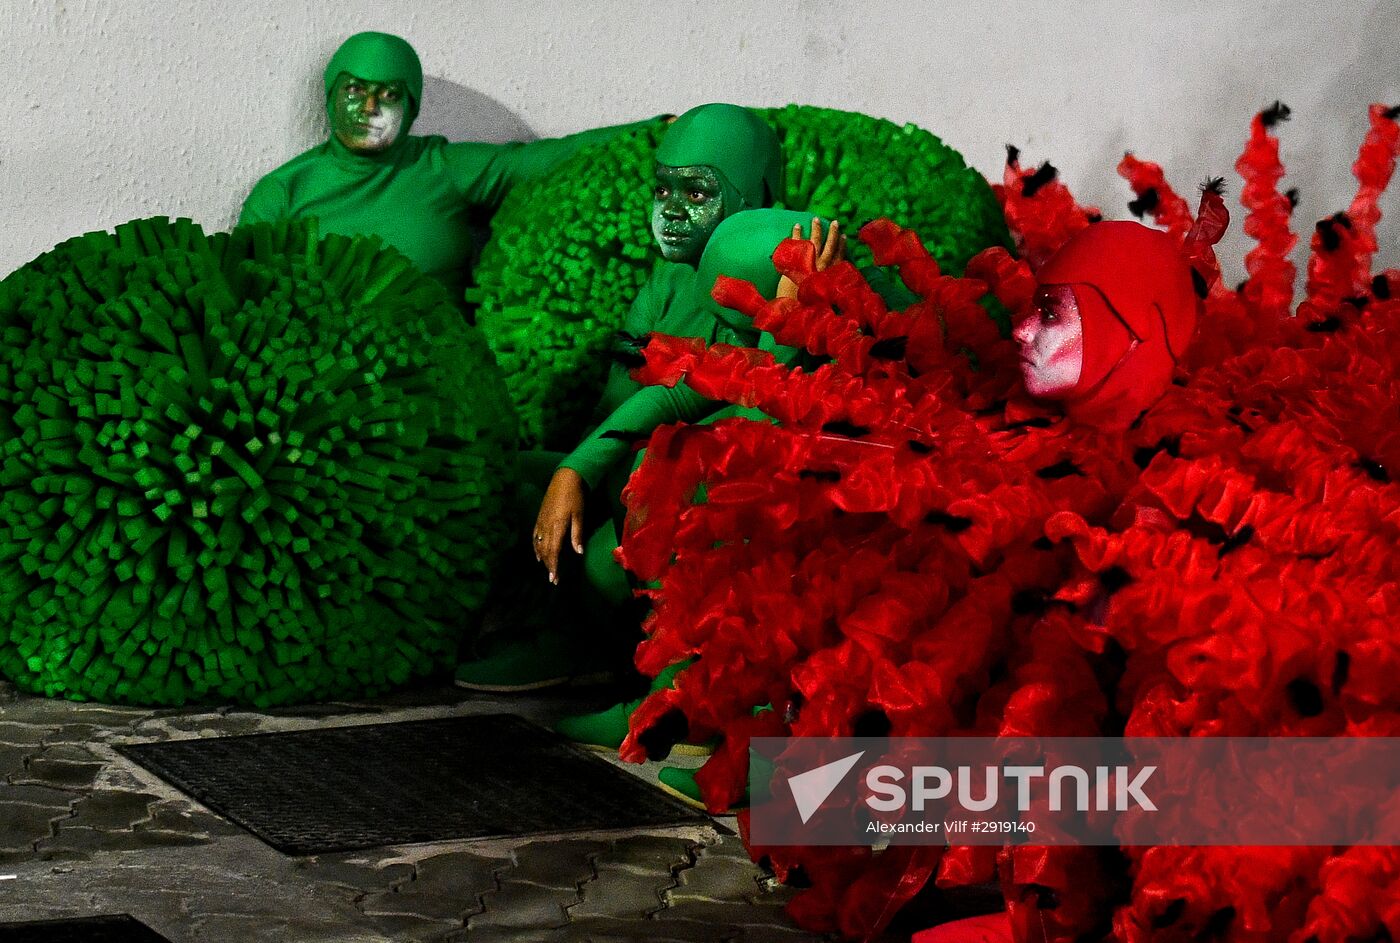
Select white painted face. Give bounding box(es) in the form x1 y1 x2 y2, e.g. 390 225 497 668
1013 285 1084 398
331 75 408 154
355 108 403 151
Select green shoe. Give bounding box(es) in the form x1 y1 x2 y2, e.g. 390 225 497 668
555 699 714 756
555 699 637 750
454 630 613 692
657 765 749 812
554 660 712 755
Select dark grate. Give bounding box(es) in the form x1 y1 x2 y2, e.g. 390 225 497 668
118 714 708 855
0 915 173 942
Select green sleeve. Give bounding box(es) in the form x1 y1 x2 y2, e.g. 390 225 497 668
592 273 670 420
238 175 290 226
445 117 661 211
862 263 921 310
560 331 799 490
560 380 713 490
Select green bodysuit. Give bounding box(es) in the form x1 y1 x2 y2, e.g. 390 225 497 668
239 31 654 298
560 209 818 491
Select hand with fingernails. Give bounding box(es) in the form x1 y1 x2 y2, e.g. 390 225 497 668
533 467 586 584
776 217 846 299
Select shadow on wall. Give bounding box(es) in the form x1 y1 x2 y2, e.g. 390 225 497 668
413 75 537 143
408 76 538 282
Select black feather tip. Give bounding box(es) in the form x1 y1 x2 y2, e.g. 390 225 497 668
1305 315 1342 333
1035 459 1085 480
868 335 909 361
923 510 973 533
1260 101 1292 128
1099 566 1132 594
820 420 871 438
1128 187 1160 219
1005 143 1021 166
1200 177 1226 196
1356 457 1389 482
1021 162 1059 198
1316 219 1343 252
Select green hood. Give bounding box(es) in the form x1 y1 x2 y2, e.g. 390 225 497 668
694 208 826 334
656 104 783 215
323 31 424 125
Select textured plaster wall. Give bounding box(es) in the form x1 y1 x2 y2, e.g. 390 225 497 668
4 0 1397 283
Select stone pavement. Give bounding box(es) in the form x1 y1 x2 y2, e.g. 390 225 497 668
0 677 846 943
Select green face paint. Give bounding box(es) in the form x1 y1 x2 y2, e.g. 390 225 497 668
651 164 726 265
330 73 408 154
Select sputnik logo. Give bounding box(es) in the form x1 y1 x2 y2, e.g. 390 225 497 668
788 751 865 824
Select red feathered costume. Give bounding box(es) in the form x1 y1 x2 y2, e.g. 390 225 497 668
614 103 1400 942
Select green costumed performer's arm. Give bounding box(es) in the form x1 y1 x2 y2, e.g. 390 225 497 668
238 176 291 226
559 328 798 490
592 264 697 419
561 208 827 488
461 97 783 215
445 116 665 212
558 378 714 491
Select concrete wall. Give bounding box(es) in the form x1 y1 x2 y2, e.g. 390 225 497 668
5 0 1397 285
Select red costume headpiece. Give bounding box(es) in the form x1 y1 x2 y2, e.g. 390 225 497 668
1036 221 1198 428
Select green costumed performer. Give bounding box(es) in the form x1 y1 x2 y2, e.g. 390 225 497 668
630 207 845 800
240 31 661 300
453 103 795 690
548 211 846 789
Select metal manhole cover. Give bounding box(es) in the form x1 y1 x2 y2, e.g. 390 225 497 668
119 714 708 855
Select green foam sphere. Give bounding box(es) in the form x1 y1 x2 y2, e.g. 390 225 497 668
0 217 517 706
473 105 1010 449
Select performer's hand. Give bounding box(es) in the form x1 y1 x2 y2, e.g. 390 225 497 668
777 217 847 299
534 468 586 584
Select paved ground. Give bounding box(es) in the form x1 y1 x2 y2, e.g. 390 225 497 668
0 677 839 943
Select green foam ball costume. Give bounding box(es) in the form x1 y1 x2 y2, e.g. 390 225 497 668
0 216 517 706
474 105 1011 449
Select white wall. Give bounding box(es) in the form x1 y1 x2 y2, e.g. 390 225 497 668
4 0 1397 289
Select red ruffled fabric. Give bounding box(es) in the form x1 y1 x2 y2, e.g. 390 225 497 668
994 150 1101 269
1236 103 1298 322
614 104 1400 942
1117 154 1195 241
